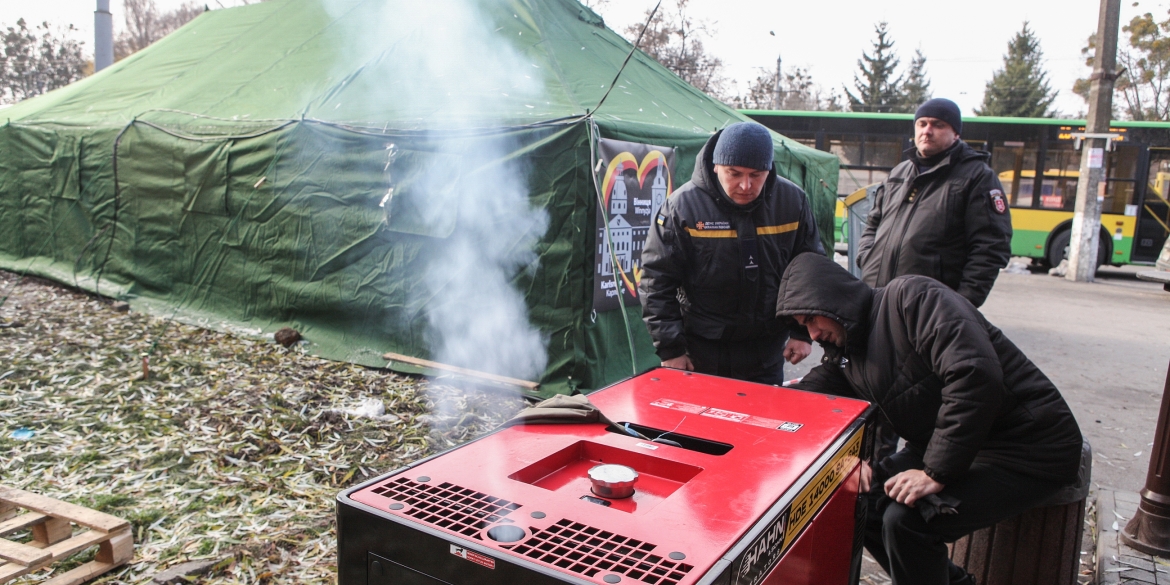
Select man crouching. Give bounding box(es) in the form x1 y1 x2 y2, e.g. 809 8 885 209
776 252 1083 585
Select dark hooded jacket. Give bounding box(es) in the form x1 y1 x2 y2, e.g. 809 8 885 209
639 130 823 360
777 253 1082 485
857 140 1012 308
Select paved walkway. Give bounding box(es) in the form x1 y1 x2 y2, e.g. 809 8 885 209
1097 488 1170 584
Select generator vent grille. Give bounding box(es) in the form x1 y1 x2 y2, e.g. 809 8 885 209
506 519 694 585
371 477 520 539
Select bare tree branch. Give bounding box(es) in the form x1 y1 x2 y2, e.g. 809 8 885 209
115 0 204 60
622 0 730 100
0 19 87 105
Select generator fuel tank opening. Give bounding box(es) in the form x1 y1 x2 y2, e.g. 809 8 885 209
337 368 874 585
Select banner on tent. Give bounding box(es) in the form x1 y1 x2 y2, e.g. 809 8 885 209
593 138 676 312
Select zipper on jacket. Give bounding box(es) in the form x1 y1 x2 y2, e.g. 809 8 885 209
888 180 923 277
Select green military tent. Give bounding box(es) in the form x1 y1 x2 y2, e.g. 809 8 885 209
0 0 838 397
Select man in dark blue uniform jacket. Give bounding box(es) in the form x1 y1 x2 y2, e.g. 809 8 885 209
639 122 824 384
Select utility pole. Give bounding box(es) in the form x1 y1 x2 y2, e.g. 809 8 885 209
94 0 114 72
774 54 782 110
1067 0 1120 282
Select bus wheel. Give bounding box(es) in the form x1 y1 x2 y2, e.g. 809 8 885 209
1047 229 1109 269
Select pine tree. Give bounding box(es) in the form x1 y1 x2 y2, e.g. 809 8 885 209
845 22 904 113
976 22 1057 117
898 49 932 112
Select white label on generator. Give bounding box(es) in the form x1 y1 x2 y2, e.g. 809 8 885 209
702 407 750 423
450 545 496 569
635 442 660 450
650 398 708 414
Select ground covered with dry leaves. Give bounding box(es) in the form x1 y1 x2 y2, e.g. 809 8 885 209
0 269 527 584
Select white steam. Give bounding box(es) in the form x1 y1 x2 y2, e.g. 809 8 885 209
324 0 550 381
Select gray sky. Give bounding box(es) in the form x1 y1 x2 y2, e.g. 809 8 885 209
3 0 1168 117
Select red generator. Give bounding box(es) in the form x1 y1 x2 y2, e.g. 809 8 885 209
337 368 873 585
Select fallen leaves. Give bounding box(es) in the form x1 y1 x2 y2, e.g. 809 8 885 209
0 270 526 584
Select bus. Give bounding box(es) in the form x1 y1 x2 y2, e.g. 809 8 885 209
744 110 1170 267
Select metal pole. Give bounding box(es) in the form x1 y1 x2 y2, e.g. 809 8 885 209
94 0 114 72
1067 0 1120 282
774 54 782 110
1122 360 1170 556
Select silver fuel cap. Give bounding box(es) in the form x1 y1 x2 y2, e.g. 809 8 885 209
588 464 638 499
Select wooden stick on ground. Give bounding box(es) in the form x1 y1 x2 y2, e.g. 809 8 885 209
382 352 540 391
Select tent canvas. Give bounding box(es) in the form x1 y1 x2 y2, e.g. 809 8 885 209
0 0 838 397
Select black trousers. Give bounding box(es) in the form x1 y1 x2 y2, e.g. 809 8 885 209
684 333 785 385
865 449 1065 585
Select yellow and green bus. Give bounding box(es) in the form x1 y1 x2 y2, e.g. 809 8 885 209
745 110 1170 267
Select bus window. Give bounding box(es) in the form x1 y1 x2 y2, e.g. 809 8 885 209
830 135 901 196
838 167 889 195
1149 149 1170 201
966 140 989 152
1138 148 1170 257
867 139 903 168
791 136 818 150
1103 145 1140 215
991 141 1039 207
829 136 862 166
1040 144 1081 210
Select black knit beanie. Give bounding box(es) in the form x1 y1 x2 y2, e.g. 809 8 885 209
914 98 963 134
713 122 774 170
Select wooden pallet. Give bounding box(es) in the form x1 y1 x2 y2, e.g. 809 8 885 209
0 486 133 585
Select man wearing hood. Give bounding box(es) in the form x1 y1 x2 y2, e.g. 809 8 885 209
776 252 1082 585
639 122 823 384
858 98 1012 308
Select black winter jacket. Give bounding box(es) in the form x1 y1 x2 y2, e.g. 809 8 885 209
858 141 1012 308
639 131 823 360
778 253 1082 485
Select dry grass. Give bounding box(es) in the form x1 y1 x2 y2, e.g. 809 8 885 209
0 269 526 584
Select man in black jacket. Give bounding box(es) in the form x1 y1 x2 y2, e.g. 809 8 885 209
639 122 823 384
858 98 1012 308
777 252 1083 585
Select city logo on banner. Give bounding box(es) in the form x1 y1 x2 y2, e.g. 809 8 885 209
593 138 676 312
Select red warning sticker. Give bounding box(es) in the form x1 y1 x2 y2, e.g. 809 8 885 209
701 407 750 423
650 398 708 414
702 408 787 429
651 398 801 432
451 545 496 569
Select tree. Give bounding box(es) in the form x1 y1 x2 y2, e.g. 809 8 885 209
845 22 905 113
1076 10 1170 121
0 19 88 105
901 49 933 107
734 65 843 111
115 0 203 60
623 0 729 99
976 22 1057 117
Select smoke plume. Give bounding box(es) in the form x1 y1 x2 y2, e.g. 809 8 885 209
323 0 550 382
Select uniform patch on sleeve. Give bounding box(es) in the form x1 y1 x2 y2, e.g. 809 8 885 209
657 214 666 226
989 189 1007 214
